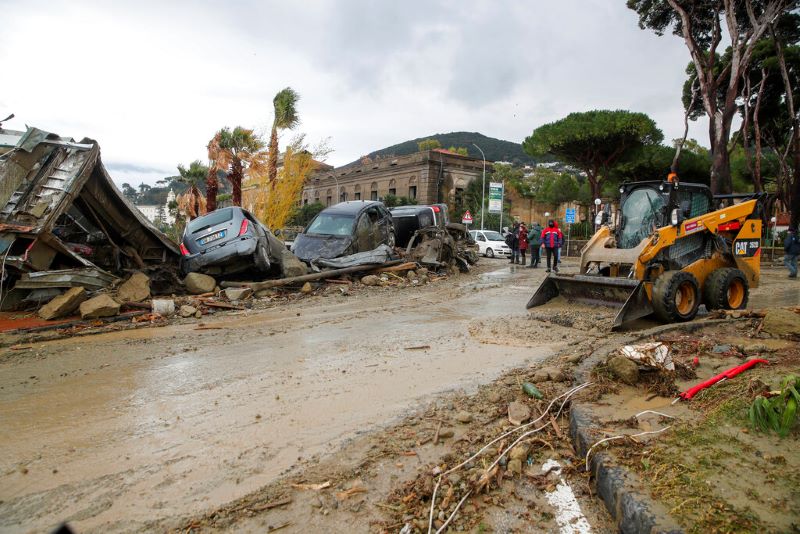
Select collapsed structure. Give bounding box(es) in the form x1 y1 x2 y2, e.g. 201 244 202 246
0 126 179 309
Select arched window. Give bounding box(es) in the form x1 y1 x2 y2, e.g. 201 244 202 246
408 176 418 200
370 182 378 201
354 184 361 200
388 179 397 197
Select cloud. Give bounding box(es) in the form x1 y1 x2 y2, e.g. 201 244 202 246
0 0 712 186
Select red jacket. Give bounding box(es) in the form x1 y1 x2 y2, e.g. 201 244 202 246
540 224 563 248
518 225 528 249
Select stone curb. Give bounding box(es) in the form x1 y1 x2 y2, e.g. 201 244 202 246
568 319 736 534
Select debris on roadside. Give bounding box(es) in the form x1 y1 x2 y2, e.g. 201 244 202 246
619 341 674 371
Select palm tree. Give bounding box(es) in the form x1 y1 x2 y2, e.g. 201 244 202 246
268 87 300 188
211 127 266 206
206 132 223 211
177 160 208 219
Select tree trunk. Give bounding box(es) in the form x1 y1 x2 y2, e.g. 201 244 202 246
772 26 800 229
268 123 279 189
206 169 218 212
231 159 243 206
710 112 733 195
752 70 767 193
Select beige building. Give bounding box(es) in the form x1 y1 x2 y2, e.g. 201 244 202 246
301 149 487 210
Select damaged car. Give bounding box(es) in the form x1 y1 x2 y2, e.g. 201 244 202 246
389 204 449 248
180 207 285 276
291 201 395 263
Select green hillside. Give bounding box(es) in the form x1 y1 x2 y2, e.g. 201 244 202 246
363 132 542 166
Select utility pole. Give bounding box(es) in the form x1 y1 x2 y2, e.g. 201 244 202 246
472 143 486 230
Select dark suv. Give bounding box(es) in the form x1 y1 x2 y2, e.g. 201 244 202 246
389 204 448 247
291 201 395 263
180 207 285 275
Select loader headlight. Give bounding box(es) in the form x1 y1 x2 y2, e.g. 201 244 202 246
670 208 680 226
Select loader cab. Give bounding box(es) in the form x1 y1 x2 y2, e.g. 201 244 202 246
616 181 712 249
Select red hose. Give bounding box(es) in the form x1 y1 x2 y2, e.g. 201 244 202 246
679 359 769 400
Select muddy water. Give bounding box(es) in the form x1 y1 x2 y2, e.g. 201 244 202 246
0 263 558 533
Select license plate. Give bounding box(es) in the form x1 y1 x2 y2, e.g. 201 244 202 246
199 230 225 245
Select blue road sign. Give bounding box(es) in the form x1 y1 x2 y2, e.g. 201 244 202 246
565 208 576 224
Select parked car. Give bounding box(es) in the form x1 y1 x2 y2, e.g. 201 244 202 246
291 201 395 263
180 207 285 275
469 229 512 258
389 204 448 247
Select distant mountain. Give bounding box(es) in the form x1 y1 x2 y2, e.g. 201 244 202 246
361 131 543 167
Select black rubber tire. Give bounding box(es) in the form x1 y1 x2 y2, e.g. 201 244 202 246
703 267 749 311
486 248 494 258
652 270 700 323
254 242 271 272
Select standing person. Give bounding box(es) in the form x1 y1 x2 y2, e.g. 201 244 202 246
785 227 800 279
518 222 528 266
527 222 541 268
506 222 520 264
540 219 563 273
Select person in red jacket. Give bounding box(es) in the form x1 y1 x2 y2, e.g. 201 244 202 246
518 222 528 266
540 219 563 273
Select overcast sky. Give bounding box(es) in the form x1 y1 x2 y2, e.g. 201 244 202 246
1 0 709 187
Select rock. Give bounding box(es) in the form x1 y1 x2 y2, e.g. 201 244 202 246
607 356 639 385
711 344 732 354
533 366 565 382
762 309 800 336
223 287 253 301
280 249 308 278
152 299 175 316
301 282 313 294
179 305 197 318
438 429 455 439
419 274 429 284
406 270 418 281
742 343 772 354
184 273 216 294
194 310 202 319
507 458 523 475
486 391 502 403
509 444 530 462
38 287 87 320
508 401 531 426
255 288 277 298
116 272 150 302
566 353 583 364
533 368 550 382
417 267 428 276
361 275 380 286
79 294 120 319
455 411 473 424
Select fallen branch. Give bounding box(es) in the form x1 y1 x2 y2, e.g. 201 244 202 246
291 480 331 491
374 261 418 273
252 496 292 511
224 260 404 291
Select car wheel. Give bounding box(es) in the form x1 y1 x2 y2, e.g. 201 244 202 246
255 242 271 271
486 248 494 258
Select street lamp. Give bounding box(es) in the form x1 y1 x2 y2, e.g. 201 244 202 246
594 198 602 230
472 143 486 230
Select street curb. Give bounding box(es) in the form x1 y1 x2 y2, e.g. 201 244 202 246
568 319 737 534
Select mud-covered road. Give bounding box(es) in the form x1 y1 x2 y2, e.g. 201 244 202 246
1 261 797 533
0 263 566 533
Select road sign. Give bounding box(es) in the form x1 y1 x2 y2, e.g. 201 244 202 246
565 208 576 224
488 182 503 213
462 210 473 224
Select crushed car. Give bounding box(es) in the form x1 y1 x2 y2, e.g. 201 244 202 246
406 221 479 272
389 204 449 248
291 201 395 264
179 207 286 276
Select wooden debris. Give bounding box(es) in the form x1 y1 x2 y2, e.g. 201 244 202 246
291 480 331 490
374 261 418 273
252 496 292 511
404 345 431 351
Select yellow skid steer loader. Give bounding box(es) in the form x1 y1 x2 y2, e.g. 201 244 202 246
527 177 766 330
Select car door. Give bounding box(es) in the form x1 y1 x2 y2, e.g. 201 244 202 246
354 212 372 252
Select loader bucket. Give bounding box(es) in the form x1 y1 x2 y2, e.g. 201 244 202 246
526 274 654 331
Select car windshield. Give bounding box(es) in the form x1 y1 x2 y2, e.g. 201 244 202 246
187 208 234 234
306 213 356 236
619 188 665 249
483 231 503 241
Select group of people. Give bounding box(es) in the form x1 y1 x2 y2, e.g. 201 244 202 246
504 219 564 272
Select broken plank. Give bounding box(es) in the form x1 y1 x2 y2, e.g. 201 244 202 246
373 261 418 273
198 300 243 310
